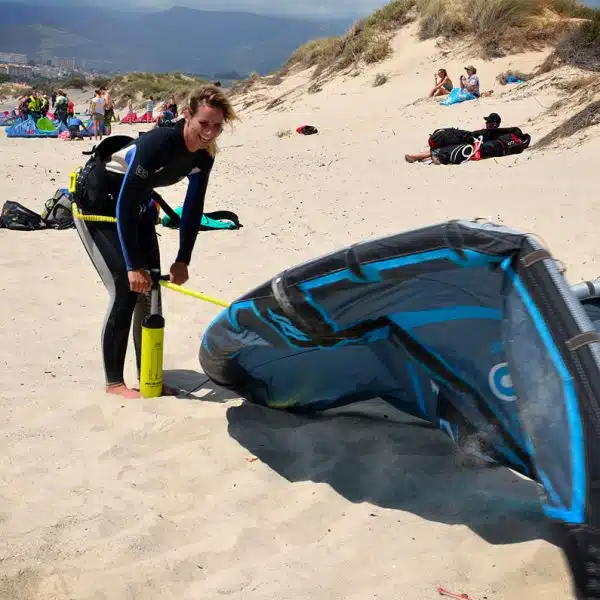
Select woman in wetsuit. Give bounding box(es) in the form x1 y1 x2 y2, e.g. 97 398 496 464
74 85 237 399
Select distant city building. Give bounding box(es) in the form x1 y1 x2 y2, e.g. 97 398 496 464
0 52 27 65
0 63 34 80
51 57 76 70
0 61 80 82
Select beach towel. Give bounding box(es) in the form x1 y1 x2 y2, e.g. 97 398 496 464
440 88 476 106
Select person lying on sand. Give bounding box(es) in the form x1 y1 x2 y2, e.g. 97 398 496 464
405 113 501 163
430 69 453 97
73 85 237 400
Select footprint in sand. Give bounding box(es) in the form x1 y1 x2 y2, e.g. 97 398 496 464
72 404 108 431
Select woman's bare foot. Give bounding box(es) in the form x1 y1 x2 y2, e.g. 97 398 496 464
106 383 141 399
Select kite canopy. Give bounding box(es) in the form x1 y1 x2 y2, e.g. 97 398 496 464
5 116 66 138
36 116 56 132
200 219 600 598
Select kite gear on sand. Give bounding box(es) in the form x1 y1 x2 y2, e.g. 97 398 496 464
0 189 74 231
161 206 242 231
296 125 318 135
0 200 47 231
199 218 600 599
428 127 531 165
428 128 475 149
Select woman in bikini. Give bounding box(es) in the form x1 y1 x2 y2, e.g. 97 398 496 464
430 69 453 97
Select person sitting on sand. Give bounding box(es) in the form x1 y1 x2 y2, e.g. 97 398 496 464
459 65 494 99
73 85 237 400
430 69 453 97
460 65 480 97
67 115 90 140
154 103 175 128
404 113 501 163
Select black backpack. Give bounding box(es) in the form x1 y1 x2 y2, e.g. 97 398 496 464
428 128 475 149
40 188 74 229
72 134 135 216
0 200 46 231
0 189 76 231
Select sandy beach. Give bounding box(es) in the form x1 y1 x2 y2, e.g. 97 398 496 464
1 23 596 599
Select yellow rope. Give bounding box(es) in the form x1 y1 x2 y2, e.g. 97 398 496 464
72 202 230 308
72 202 117 223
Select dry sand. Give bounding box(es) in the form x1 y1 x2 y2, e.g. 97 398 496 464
1 24 596 600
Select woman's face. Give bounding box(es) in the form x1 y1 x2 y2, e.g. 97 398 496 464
184 104 225 152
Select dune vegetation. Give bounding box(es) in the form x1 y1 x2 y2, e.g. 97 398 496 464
0 72 209 109
272 0 600 84
105 72 209 108
536 98 600 147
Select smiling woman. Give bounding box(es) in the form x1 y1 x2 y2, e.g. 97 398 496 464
184 86 237 156
72 84 238 400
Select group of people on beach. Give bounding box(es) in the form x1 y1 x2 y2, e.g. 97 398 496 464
429 65 493 100
16 90 74 122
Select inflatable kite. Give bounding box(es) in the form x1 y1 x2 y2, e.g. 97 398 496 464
200 219 600 597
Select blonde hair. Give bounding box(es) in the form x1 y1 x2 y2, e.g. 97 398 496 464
187 84 237 157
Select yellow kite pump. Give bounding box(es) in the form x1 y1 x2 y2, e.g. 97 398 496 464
140 269 165 398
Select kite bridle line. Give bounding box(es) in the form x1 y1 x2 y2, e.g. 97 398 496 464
72 204 231 309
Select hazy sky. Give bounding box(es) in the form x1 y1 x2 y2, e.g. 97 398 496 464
128 0 600 15
156 0 599 15
5 0 599 18
76 0 389 18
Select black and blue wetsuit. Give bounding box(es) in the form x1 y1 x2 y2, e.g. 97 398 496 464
74 120 214 386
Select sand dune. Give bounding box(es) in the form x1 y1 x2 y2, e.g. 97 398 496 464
1 21 597 600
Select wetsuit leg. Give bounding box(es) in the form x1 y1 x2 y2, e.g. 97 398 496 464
75 216 143 385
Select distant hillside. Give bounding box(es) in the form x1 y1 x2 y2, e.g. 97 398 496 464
0 3 352 75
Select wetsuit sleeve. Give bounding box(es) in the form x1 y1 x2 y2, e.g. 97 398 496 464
115 144 155 270
175 161 213 265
